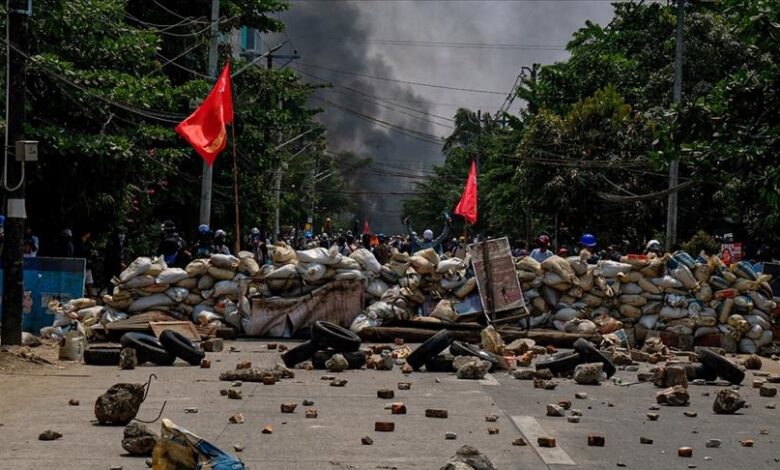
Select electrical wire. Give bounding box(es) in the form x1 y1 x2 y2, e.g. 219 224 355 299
297 62 508 95
287 36 566 51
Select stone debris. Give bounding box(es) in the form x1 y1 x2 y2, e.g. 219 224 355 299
121 422 157 456
200 359 211 368
575 392 588 400
534 369 553 380
38 430 62 441
678 447 693 457
236 361 252 369
487 427 499 435
512 368 535 380
646 413 659 421
229 413 244 424
398 382 412 390
391 403 407 415
759 386 777 397
227 389 242 400
612 352 633 366
219 365 294 382
184 407 198 414
440 445 497 470
303 400 314 406
325 354 349 373
280 403 297 413
684 411 698 417
653 364 688 388
567 416 580 423
534 379 557 390
68 399 79 406
118 348 137 370
587 435 605 447
485 414 499 422
640 437 653 445
330 379 348 387
512 438 527 446
573 363 603 385
546 404 565 417
445 432 457 440
767 375 780 384
262 425 273 434
94 383 146 425
537 437 557 448
400 363 413 374
705 439 721 448
361 436 374 445
740 439 754 447
233 443 244 452
305 408 318 419
752 379 765 388
455 357 491 380
375 422 395 432
377 389 395 399
713 388 745 414
262 376 276 385
742 354 762 370
656 385 690 406
202 338 223 352
426 409 449 419
220 389 229 396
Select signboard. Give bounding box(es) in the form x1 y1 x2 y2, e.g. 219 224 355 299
468 237 525 316
0 257 86 333
720 243 743 264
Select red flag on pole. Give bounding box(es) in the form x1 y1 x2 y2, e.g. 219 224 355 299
454 159 478 224
175 63 234 167
363 220 371 234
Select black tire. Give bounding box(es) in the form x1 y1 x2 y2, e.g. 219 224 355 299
535 351 584 375
697 347 745 385
449 340 501 372
83 346 121 366
120 333 176 366
685 362 718 382
311 321 361 352
425 354 455 372
312 349 367 369
573 338 616 378
159 330 205 366
406 330 451 371
281 340 319 368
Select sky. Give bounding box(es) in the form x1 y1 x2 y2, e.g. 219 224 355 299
269 0 616 232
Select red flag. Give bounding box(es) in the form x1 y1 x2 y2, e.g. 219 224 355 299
363 220 371 234
175 63 234 167
454 159 478 224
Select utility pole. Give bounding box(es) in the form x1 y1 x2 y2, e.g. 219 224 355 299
665 0 684 251
1 0 30 346
198 0 220 227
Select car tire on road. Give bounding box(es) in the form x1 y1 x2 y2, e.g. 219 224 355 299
120 332 176 366
83 346 122 366
696 347 745 385
573 338 616 378
449 340 501 371
406 330 451 371
311 321 362 352
281 340 319 368
425 354 455 372
311 349 367 369
535 351 583 375
159 330 205 366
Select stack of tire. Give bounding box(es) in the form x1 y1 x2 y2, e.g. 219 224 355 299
83 331 206 366
281 321 366 369
403 330 506 373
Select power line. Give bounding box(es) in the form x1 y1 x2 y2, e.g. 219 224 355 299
297 62 507 95
287 36 566 51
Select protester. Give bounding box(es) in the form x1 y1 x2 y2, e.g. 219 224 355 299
103 226 126 292
403 215 451 253
23 226 39 258
337 236 352 256
580 233 599 264
157 220 189 268
373 234 391 264
247 227 266 264
214 229 231 255
54 228 75 258
193 224 214 259
530 235 553 263
74 231 98 295
645 239 663 257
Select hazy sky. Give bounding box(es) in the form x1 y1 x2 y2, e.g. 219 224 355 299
271 0 616 230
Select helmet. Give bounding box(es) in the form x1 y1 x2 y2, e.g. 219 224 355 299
423 229 434 241
250 227 260 236
215 229 227 238
161 220 176 232
378 233 386 241
62 228 73 237
536 235 550 247
198 224 210 234
646 239 662 252
580 233 597 248
558 247 569 256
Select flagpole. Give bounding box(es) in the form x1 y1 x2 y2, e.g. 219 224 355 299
232 123 241 255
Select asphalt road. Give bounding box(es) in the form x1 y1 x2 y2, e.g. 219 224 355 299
0 340 778 470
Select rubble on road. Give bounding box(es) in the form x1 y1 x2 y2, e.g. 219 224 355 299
656 385 691 406
440 445 497 470
219 364 294 383
713 388 745 414
94 382 147 425
122 422 158 456
573 362 603 385
38 430 62 441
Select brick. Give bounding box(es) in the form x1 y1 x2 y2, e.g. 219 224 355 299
267 343 278 350
678 447 693 457
558 400 572 410
200 359 211 368
305 408 318 419
640 437 653 445
587 435 605 447
397 382 412 390
445 432 457 440
262 376 277 385
646 413 659 421
202 338 223 352
261 425 272 434
236 361 251 370
487 427 499 435
375 422 395 432
753 379 766 388
537 437 556 448
740 439 754 447
68 399 79 406
400 364 413 374
277 344 288 352
280 403 297 413
330 379 348 387
425 409 448 419
391 403 407 415
228 413 244 424
684 411 697 417
759 386 777 397
512 438 527 446
227 389 242 400
377 389 395 399
361 436 373 445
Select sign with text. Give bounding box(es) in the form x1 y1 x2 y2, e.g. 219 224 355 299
720 243 743 264
468 237 525 315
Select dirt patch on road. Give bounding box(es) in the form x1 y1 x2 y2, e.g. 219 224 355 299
0 342 63 374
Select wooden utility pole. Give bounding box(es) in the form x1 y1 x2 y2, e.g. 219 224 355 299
665 0 685 250
199 0 220 227
1 1 30 345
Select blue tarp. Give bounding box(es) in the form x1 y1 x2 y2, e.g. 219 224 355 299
0 257 86 333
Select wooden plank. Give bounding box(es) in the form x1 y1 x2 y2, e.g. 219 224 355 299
468 237 526 319
357 326 600 347
150 321 201 342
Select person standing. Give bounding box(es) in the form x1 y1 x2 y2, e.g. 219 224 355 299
75 231 98 296
213 229 231 255
54 228 75 258
193 224 214 259
530 235 553 263
103 227 127 291
403 215 451 253
23 226 38 258
373 234 391 265
580 233 600 264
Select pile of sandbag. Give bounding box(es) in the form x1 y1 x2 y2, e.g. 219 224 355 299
101 252 260 330
350 248 476 332
518 250 776 353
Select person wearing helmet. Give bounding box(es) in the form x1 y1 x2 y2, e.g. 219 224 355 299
247 227 266 263
157 220 189 267
580 233 599 264
530 234 553 263
645 239 663 257
214 229 231 255
403 214 451 254
54 228 75 258
194 224 214 258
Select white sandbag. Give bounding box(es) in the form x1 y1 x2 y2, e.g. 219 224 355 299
516 256 542 274
334 256 361 270
176 277 198 290
121 275 155 289
553 307 580 322
541 255 579 286
270 243 297 265
334 269 364 280
193 304 220 325
409 255 434 275
755 329 774 348
638 314 659 330
749 291 776 313
455 277 477 298
239 257 261 276
670 265 699 290
744 313 772 331
350 248 381 273
297 262 327 283
128 293 175 313
566 257 588 276
666 294 688 308
157 268 189 285
185 259 210 277
746 323 764 340
621 283 643 295
76 306 104 321
564 318 597 334
695 284 713 302
441 274 467 291
214 280 239 298
208 265 236 281
120 257 152 283
660 306 688 320
367 278 390 298
297 247 342 265
197 274 216 290
266 263 299 279
651 276 683 289
165 287 190 303
437 258 466 273
597 260 633 278
739 338 758 354
414 248 440 267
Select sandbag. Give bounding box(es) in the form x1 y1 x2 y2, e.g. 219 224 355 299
621 283 642 295
297 262 327 283
541 255 579 286
197 274 216 290
437 258 466 274
564 318 597 335
165 287 189 303
213 280 239 298
266 263 299 280
517 270 538 283
176 277 198 290
618 304 642 319
430 299 458 322
695 284 713 302
271 243 296 265
128 294 175 313
157 268 189 285
660 306 688 320
366 278 390 298
334 270 363 280
637 277 662 294
651 275 683 289
671 250 696 270
350 248 381 273
597 260 633 278
642 301 662 315
296 247 342 265
516 256 542 275
553 307 581 322
639 256 666 278
455 277 477 298
120 257 153 283
414 248 440 267
566 257 588 276
732 261 758 281
208 266 236 281
333 256 361 270
146 257 167 277
670 265 699 290
185 259 210 277
638 314 659 330
579 270 595 291
749 291 776 313
239 257 261 276
619 294 647 307
694 262 714 284
103 294 132 310
122 275 156 289
409 256 434 275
